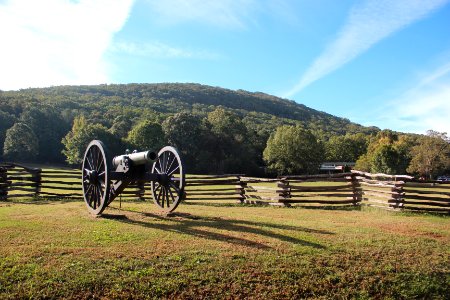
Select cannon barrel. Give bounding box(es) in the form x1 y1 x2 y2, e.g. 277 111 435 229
112 150 157 168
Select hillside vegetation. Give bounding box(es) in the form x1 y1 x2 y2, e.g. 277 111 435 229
2 83 448 178
0 83 376 169
0 83 378 137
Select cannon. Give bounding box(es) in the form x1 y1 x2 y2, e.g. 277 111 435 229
82 140 185 215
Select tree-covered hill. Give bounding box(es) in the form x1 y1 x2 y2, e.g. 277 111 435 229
0 83 381 172
0 83 378 137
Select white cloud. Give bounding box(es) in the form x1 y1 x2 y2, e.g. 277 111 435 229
111 41 222 60
0 0 134 91
284 0 450 98
144 0 258 29
371 62 450 134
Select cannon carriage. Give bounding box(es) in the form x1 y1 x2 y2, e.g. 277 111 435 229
82 140 185 215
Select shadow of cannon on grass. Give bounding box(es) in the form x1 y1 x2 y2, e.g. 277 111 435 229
102 208 333 251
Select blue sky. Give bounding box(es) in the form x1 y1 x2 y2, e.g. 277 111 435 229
1 0 449 134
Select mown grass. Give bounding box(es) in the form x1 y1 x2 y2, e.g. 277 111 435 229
0 199 449 299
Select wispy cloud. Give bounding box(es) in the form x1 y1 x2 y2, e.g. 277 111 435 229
284 0 450 98
111 41 222 60
0 0 134 91
144 0 258 29
367 62 450 134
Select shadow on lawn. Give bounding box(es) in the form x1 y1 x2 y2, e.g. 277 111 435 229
183 201 362 212
2 197 81 205
102 208 332 250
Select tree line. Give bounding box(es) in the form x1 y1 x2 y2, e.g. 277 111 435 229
0 84 449 178
1 104 449 178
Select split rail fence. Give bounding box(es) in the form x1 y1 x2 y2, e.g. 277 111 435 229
1 163 449 213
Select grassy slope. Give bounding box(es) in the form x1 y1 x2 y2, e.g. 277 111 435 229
0 200 449 299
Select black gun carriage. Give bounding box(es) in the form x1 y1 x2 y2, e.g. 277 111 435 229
82 140 185 215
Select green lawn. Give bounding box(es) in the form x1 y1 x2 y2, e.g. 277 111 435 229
0 199 448 299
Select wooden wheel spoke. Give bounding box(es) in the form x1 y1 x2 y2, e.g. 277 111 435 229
96 148 103 172
166 155 176 175
97 155 104 173
161 187 166 208
158 154 165 173
86 185 94 205
168 165 180 177
165 152 173 174
166 186 171 207
162 152 168 173
157 186 163 203
169 181 181 193
92 184 98 208
167 186 176 203
92 147 98 171
87 152 94 171
91 185 97 209
157 157 164 173
96 185 102 208
92 147 98 168
164 187 169 207
91 151 98 171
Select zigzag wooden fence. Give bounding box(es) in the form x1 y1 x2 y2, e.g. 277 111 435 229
353 170 450 213
0 163 41 199
0 163 144 201
1 163 449 213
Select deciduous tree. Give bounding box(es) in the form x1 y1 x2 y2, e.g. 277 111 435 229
407 130 450 179
162 112 212 173
263 125 324 175
3 122 39 161
126 120 165 152
207 108 257 174
20 105 69 163
62 116 122 165
0 110 15 159
325 133 368 162
355 130 414 174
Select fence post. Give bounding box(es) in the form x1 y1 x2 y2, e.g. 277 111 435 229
277 177 290 207
33 169 42 198
392 177 405 210
236 176 246 203
0 166 7 200
349 173 361 206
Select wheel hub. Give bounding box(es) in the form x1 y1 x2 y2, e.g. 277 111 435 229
89 170 99 184
159 174 170 186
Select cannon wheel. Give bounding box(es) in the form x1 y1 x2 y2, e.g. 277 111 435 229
82 140 111 215
151 146 185 213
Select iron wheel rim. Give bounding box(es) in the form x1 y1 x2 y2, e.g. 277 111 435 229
82 140 110 215
151 146 185 212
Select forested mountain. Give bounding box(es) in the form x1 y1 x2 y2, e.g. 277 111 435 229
0 83 378 136
0 83 381 173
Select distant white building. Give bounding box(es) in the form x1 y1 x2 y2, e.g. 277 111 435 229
320 162 355 173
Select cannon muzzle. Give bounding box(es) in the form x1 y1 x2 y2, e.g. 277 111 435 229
112 150 157 169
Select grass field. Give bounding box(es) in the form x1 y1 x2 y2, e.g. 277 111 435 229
0 199 449 299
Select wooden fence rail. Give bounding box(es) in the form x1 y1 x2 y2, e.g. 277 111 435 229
0 163 448 213
352 170 450 213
